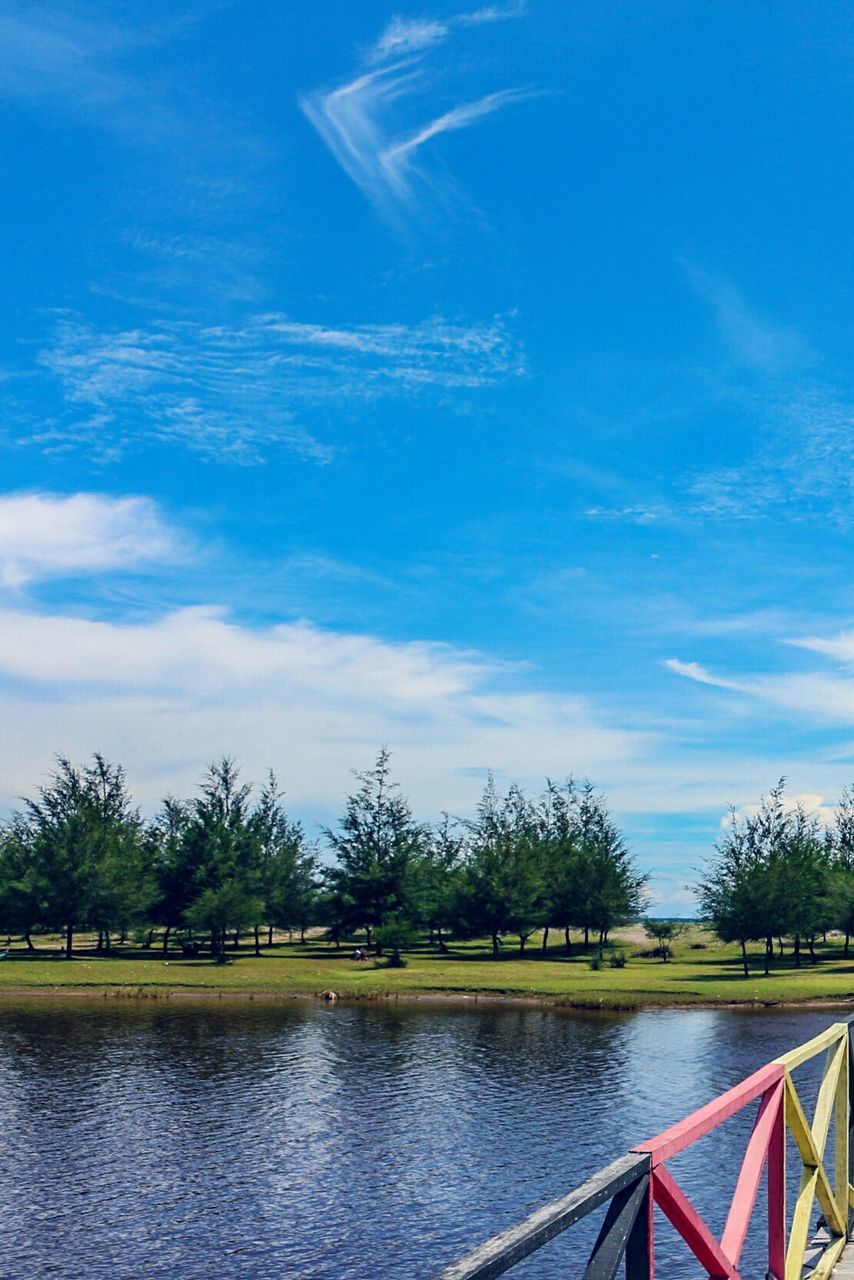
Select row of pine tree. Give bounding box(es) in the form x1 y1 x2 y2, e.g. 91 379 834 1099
0 749 648 961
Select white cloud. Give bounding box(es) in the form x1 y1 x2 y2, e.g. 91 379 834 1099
0 491 181 588
301 6 534 222
665 658 736 689
367 17 449 63
684 265 809 375
724 792 838 829
786 631 854 665
23 312 522 463
0 603 650 818
667 650 854 722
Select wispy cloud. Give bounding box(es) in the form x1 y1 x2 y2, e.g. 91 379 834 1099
15 311 523 464
689 388 854 523
667 643 854 723
665 658 736 688
301 5 535 223
786 631 854 665
0 5 236 156
0 491 182 589
683 264 811 375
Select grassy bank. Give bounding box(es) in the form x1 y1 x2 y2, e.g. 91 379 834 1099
2 926 854 1009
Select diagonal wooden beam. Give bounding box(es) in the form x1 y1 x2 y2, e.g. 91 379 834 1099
811 1038 846 1160
721 1080 783 1267
786 1167 819 1280
653 1166 740 1280
785 1076 846 1237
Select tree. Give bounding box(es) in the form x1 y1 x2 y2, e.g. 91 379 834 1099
18 755 144 958
325 749 427 949
181 760 258 950
461 778 544 956
254 773 317 948
569 783 647 949
829 786 854 957
697 814 766 978
643 918 685 962
537 780 583 953
185 883 263 963
412 815 464 952
697 781 830 976
0 816 41 948
148 798 193 954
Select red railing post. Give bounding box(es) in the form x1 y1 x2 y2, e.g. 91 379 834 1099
767 1082 786 1280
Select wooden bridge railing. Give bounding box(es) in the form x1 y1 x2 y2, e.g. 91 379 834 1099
433 1015 854 1280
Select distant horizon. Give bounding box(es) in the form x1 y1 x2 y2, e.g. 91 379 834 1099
1 1 851 916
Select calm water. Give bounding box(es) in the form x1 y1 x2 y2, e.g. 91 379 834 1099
0 997 844 1279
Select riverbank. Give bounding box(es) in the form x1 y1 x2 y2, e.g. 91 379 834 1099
2 929 854 1009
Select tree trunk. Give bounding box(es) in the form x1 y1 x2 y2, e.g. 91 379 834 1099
253 926 261 957
120 929 127 944
794 934 801 968
808 935 817 963
583 926 589 949
436 926 447 953
541 925 549 954
491 932 500 958
232 930 240 948
25 929 35 951
65 923 73 959
764 943 770 976
777 937 784 956
96 930 103 952
145 928 155 949
564 926 572 954
300 926 306 944
846 931 850 959
162 925 171 955
103 930 111 955
365 926 372 950
268 925 274 946
519 934 527 954
740 938 749 978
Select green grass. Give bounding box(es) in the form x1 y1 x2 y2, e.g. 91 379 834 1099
3 927 854 1008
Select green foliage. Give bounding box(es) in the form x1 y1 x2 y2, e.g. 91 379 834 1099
698 780 832 976
459 778 544 956
324 749 428 945
8 755 147 956
643 918 685 962
373 918 414 966
185 882 264 961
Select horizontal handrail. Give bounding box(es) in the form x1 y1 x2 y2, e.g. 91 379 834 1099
432 1151 650 1280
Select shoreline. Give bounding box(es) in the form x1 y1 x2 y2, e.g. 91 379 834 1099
1 982 853 1013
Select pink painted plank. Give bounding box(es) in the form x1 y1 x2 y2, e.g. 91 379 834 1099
653 1165 741 1280
766 1087 786 1280
634 1062 784 1165
720 1080 783 1266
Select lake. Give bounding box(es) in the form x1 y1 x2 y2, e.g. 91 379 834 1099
0 997 843 1279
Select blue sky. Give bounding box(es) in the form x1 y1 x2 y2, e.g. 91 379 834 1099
1 0 852 912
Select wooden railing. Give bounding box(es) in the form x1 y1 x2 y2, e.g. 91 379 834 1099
433 1015 854 1280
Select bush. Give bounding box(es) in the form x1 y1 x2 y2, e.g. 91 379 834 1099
588 955 602 971
373 918 414 967
609 952 627 969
